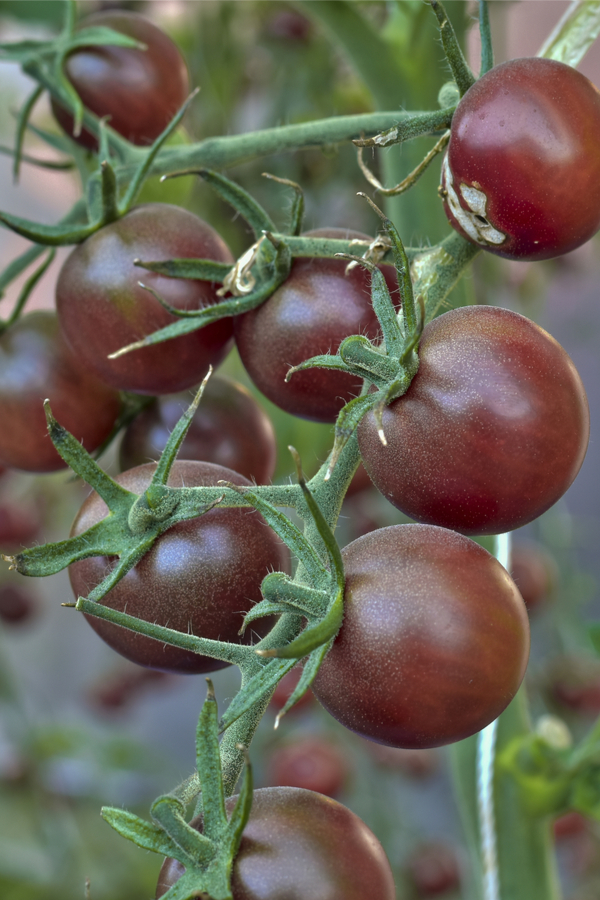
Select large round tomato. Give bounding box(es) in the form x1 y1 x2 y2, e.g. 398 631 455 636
155 787 396 900
119 375 277 483
441 58 600 260
312 524 530 749
51 11 190 150
0 312 120 472
56 204 234 395
68 460 289 674
358 305 589 536
234 229 398 422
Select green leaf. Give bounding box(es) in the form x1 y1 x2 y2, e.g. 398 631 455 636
134 257 232 282
186 169 276 237
101 807 186 858
275 642 332 724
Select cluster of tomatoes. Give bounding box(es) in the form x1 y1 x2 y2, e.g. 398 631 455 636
4 7 600 899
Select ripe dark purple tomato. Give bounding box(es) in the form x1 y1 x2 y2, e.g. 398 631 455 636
234 229 399 422
312 524 530 749
407 843 461 897
358 305 589 536
68 460 289 674
0 312 120 472
51 11 190 150
56 204 234 395
155 787 396 900
0 585 37 626
441 58 600 260
267 737 350 797
510 542 556 613
119 375 277 483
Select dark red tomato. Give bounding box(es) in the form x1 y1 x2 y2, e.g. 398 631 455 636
0 503 41 551
358 306 589 536
553 811 588 840
441 58 600 261
0 312 120 472
312 524 530 749
51 11 189 150
87 666 169 713
267 737 350 797
510 542 556 613
407 843 461 897
56 204 234 395
68 460 289 674
119 375 277 483
0 585 37 625
234 229 399 422
155 787 396 900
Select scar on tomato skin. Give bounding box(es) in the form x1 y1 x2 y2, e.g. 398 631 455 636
441 155 506 247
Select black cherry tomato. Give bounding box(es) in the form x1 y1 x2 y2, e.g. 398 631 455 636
52 11 190 150
441 58 600 260
56 204 234 395
155 787 396 900
358 306 589 536
68 460 289 674
312 524 530 749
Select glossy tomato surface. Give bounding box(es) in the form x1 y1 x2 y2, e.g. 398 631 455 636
56 204 234 395
441 58 600 260
312 524 530 749
68 460 289 674
52 11 189 149
155 787 396 900
0 312 120 472
119 375 277 483
358 305 589 535
234 228 398 422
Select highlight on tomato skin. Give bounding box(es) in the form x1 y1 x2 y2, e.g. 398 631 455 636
441 57 600 261
55 204 235 396
68 460 289 675
155 787 397 900
51 10 190 150
358 305 590 536
312 524 530 750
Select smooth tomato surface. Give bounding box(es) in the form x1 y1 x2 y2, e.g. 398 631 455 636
155 787 396 900
52 11 190 149
0 312 120 472
358 305 589 535
56 204 234 395
68 460 289 674
234 228 398 422
312 524 530 749
441 58 600 260
119 375 277 483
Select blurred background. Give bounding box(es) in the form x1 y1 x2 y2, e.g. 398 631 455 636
1 2 600 898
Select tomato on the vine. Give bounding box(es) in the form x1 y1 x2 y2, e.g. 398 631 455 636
358 305 589 536
0 312 120 472
119 375 277 483
51 11 190 150
155 787 396 900
267 737 350 797
234 229 398 422
441 58 600 260
56 204 234 395
68 460 289 674
312 524 530 749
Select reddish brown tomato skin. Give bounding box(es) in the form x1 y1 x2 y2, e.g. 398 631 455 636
68 461 289 674
267 737 350 797
441 58 600 260
0 312 120 472
119 375 277 483
312 525 530 749
358 306 589 536
56 204 234 395
155 787 396 900
51 11 189 150
234 228 399 422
